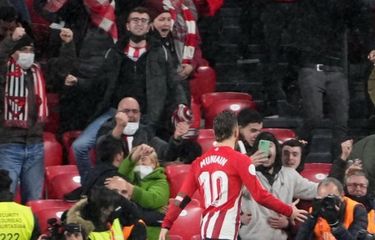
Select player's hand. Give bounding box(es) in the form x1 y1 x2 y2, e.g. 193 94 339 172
60 28 73 43
250 150 268 167
12 27 26 41
159 228 169 240
268 214 289 229
289 199 308 225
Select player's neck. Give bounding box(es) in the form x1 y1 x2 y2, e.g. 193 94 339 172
216 138 236 149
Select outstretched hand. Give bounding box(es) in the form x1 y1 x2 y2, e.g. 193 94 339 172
289 199 308 225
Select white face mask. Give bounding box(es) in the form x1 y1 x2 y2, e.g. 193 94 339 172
134 165 154 179
16 52 35 69
123 122 139 135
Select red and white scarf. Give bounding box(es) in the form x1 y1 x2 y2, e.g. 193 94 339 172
163 0 197 64
4 59 48 128
124 44 147 62
43 0 118 42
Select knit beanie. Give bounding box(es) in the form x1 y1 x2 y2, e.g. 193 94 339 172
11 34 34 53
142 0 169 21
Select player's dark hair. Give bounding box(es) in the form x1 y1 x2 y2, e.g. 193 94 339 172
214 111 238 142
237 108 263 127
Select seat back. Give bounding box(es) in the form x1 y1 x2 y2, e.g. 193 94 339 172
165 164 192 198
201 92 253 109
300 163 332 183
169 199 202 240
45 165 80 199
204 99 256 128
190 66 216 104
262 128 296 143
43 132 63 166
195 129 215 154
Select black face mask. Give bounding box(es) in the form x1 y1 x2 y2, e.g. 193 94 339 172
129 33 146 43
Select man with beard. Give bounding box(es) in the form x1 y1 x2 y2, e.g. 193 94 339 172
345 170 375 235
71 7 187 183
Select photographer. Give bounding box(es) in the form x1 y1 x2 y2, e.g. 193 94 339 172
296 177 368 240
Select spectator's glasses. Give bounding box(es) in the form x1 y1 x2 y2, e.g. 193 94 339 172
129 17 149 24
346 183 368 189
119 109 140 114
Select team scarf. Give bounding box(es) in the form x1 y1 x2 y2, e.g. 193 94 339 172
43 0 118 42
163 0 197 64
4 58 48 128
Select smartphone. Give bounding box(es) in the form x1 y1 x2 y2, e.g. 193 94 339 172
258 140 271 157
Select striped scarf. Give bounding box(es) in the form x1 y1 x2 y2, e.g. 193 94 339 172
4 59 48 128
163 0 197 64
43 0 118 42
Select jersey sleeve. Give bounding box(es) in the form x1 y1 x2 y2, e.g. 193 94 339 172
161 162 199 229
235 154 293 217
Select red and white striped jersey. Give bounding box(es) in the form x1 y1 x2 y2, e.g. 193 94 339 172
163 146 292 240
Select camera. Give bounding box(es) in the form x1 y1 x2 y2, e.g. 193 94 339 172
41 218 82 240
312 194 341 217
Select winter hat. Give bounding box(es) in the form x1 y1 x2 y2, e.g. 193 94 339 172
11 34 34 53
171 104 193 126
142 0 169 21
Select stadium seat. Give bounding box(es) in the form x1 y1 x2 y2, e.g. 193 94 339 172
203 99 256 128
300 163 332 183
165 164 192 198
196 129 216 153
45 165 80 199
45 93 60 133
262 128 296 143
190 66 216 104
201 92 253 110
191 96 202 129
169 199 202 240
43 132 63 166
27 199 74 214
62 131 82 153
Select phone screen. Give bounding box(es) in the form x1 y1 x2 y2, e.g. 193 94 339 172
258 140 271 156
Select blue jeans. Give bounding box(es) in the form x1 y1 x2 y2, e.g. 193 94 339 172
72 109 115 184
0 143 44 204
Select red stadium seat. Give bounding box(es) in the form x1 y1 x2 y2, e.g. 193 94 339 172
68 145 96 166
165 164 192 198
62 131 82 153
191 96 202 129
27 199 74 214
169 199 202 240
190 66 216 104
262 128 297 143
300 163 332 183
196 129 216 153
201 92 253 110
45 93 60 133
45 165 80 199
203 99 256 128
43 132 63 166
